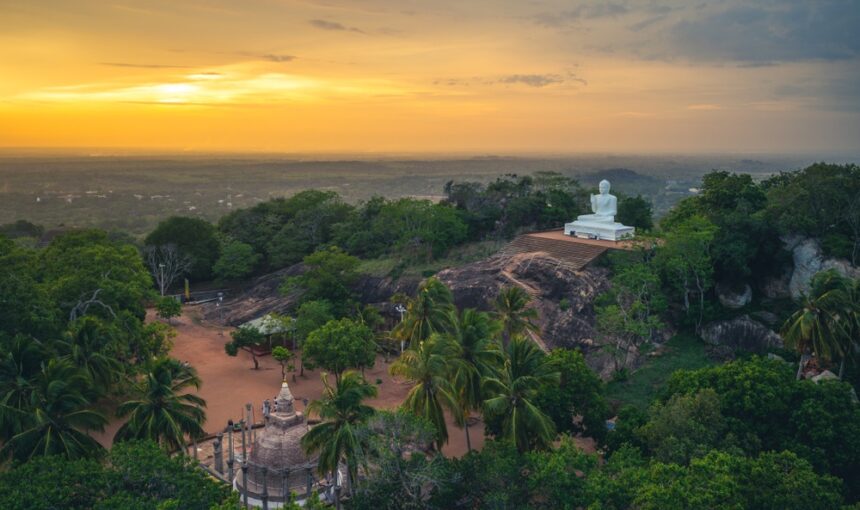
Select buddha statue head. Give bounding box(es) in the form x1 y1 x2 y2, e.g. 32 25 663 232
599 179 610 195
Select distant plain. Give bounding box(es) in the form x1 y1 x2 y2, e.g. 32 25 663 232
0 152 850 236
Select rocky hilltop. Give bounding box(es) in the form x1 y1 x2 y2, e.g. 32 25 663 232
203 248 625 377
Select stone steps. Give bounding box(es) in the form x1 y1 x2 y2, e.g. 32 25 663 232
501 234 608 270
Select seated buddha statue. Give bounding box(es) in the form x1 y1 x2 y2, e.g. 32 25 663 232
577 179 617 223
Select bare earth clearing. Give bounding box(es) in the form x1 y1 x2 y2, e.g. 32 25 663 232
95 307 486 457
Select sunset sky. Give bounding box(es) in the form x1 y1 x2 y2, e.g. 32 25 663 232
1 0 858 153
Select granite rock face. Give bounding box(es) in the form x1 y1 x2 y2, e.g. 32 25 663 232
785 236 860 299
701 315 783 353
437 252 618 376
716 283 752 309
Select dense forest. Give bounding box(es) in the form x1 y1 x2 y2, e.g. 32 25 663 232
1 162 859 509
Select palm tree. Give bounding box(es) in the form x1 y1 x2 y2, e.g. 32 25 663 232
392 277 455 349
482 337 559 452
302 370 377 494
449 308 503 452
115 357 206 452
1 359 106 462
781 270 857 379
0 336 48 442
389 334 463 450
493 286 539 346
56 316 123 392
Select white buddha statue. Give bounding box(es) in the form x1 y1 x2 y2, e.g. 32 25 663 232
578 179 617 223
564 179 634 241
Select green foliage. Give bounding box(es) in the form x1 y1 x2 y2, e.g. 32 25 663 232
596 260 666 374
212 240 259 281
389 334 463 449
283 246 360 315
535 349 609 442
145 216 220 281
271 346 294 380
224 325 266 369
765 162 860 263
115 357 206 451
336 197 468 261
443 173 588 239
781 269 860 373
636 388 726 464
392 277 455 349
0 441 231 510
659 356 860 499
493 286 539 346
0 237 61 339
654 215 717 331
662 171 784 286
295 299 335 341
0 219 44 239
155 296 181 322
302 371 377 482
349 410 442 510
303 318 377 378
483 337 560 452
0 358 107 462
219 190 353 271
617 194 654 230
605 334 713 410
41 229 153 322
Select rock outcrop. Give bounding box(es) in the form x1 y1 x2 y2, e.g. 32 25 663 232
437 252 617 375
785 236 860 299
700 315 783 354
716 282 752 309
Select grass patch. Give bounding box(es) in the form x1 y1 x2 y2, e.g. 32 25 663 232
357 240 507 279
605 334 714 410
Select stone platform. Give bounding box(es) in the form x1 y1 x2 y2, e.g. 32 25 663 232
502 230 633 270
564 220 634 241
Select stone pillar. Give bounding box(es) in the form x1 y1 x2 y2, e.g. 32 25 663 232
245 403 253 443
334 485 342 510
306 467 313 497
241 462 249 509
281 468 289 504
261 466 269 510
213 434 223 474
241 421 247 461
227 420 235 481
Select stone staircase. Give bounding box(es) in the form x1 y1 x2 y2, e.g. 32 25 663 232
501 233 609 271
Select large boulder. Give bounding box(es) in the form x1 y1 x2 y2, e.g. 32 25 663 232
785 236 860 299
716 282 752 309
700 315 783 353
437 252 619 376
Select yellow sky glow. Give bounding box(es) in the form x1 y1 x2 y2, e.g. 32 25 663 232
1 0 858 153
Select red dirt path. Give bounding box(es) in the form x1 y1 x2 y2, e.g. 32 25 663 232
94 307 484 457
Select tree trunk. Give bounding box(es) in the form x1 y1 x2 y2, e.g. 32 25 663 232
252 353 259 370
839 358 845 379
464 419 472 453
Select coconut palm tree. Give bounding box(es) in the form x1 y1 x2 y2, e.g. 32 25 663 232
389 334 463 450
302 370 377 494
449 308 503 452
56 316 123 392
493 286 539 346
1 359 106 462
482 336 559 452
392 277 455 350
0 336 48 443
781 270 856 379
114 357 206 452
